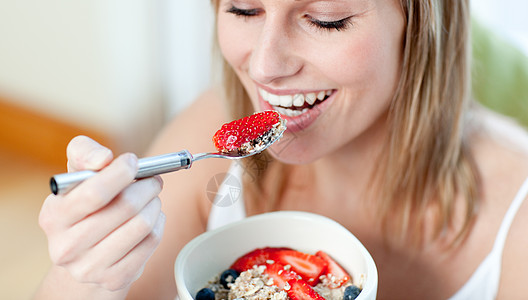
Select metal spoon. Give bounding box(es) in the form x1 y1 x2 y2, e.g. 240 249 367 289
49 123 285 195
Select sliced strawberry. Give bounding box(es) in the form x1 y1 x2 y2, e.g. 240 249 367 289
262 263 299 290
315 250 351 287
286 279 325 300
230 247 290 272
271 249 327 285
230 248 272 272
212 110 281 153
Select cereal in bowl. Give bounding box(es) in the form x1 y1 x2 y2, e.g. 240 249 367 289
195 247 363 300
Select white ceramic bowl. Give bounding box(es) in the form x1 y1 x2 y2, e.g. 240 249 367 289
174 211 378 299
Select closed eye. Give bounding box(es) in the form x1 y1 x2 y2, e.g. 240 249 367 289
226 5 262 18
306 15 353 31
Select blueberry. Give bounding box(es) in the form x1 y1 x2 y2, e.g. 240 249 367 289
220 269 240 288
343 285 361 300
195 287 215 300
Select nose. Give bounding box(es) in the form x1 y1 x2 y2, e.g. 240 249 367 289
249 18 302 84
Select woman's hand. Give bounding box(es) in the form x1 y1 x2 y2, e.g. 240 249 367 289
38 136 166 292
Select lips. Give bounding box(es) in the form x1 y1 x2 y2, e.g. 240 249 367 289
258 88 334 117
257 87 335 132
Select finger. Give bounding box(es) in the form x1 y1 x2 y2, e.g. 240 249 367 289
104 212 166 291
64 176 163 256
39 193 62 235
63 203 165 290
67 135 113 172
89 197 163 272
60 153 139 225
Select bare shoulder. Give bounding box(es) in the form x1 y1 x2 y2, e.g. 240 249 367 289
471 108 528 298
129 88 232 298
147 87 232 211
470 107 528 188
147 87 233 222
148 86 233 225
496 141 528 299
498 174 528 298
498 192 528 298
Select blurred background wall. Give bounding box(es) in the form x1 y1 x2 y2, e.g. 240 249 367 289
471 0 528 54
161 0 215 120
0 0 163 155
0 0 214 159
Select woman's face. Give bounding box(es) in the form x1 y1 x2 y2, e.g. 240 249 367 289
217 0 405 163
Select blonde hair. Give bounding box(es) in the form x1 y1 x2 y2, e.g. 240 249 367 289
212 0 480 247
376 0 480 246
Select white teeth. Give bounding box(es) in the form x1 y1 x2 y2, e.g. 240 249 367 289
275 106 309 117
259 88 333 109
267 93 280 106
279 95 293 107
293 94 304 107
259 88 268 99
306 93 317 105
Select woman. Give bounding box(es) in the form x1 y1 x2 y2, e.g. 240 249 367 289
35 0 528 299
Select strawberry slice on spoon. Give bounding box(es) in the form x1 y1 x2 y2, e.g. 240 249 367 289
213 110 286 153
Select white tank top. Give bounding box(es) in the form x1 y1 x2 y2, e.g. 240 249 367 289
208 163 528 299
448 175 528 299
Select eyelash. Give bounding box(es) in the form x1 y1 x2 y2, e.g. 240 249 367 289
306 15 353 32
226 6 261 18
225 5 353 32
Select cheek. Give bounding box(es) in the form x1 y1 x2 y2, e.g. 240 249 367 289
217 17 252 70
217 17 261 107
317 30 403 102
329 37 395 86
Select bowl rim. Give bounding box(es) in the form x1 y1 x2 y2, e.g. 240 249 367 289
174 210 378 299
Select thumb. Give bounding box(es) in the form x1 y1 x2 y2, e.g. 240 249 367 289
66 135 114 172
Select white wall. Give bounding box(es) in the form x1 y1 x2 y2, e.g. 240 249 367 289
471 0 528 55
160 0 215 119
0 0 164 152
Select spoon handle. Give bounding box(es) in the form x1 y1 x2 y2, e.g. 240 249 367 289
136 150 193 178
50 150 193 195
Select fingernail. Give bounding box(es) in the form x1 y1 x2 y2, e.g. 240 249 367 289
86 148 112 169
154 176 164 189
125 153 138 168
